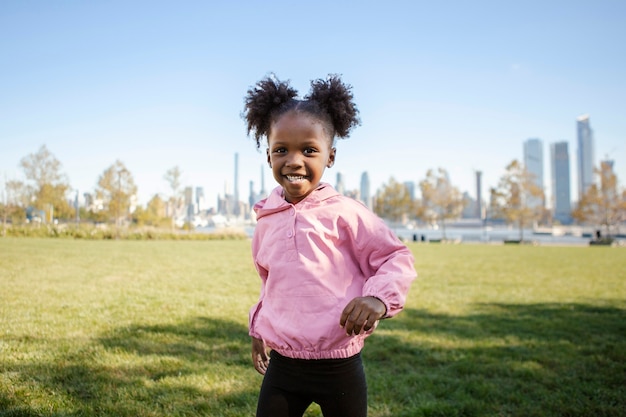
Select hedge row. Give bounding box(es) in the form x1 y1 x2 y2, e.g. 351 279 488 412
0 225 249 240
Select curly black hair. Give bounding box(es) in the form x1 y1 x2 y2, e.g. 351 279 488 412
243 74 361 148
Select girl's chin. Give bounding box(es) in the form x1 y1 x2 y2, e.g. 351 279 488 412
284 188 313 203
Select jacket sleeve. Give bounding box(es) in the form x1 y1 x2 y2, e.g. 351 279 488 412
354 210 417 318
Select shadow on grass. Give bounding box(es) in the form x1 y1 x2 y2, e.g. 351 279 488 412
2 304 625 417
0 317 259 417
365 302 626 417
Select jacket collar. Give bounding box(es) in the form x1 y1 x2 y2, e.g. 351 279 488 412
253 182 339 220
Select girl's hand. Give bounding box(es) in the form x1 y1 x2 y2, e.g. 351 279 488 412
251 337 270 375
340 296 386 336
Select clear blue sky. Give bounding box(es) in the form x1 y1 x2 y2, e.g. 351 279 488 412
1 0 624 208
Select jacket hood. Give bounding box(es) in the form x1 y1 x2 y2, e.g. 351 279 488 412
253 182 339 220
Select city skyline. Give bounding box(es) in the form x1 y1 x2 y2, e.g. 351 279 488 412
164 122 615 221
1 113 622 214
1 1 624 208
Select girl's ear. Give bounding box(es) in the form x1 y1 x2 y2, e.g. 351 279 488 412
327 147 336 168
266 148 272 167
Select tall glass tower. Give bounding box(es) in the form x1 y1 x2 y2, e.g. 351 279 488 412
523 138 544 208
475 171 483 219
360 172 370 208
550 142 572 225
576 115 595 199
336 172 345 195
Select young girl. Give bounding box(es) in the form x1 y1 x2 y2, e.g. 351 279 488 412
243 74 416 417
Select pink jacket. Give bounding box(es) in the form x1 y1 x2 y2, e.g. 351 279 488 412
249 183 416 360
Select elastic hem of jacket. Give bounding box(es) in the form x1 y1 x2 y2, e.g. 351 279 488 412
271 342 364 360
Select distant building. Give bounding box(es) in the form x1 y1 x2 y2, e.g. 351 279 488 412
196 187 205 212
249 180 265 212
577 115 595 198
336 172 345 195
83 192 95 211
360 171 371 208
475 171 483 219
184 186 194 221
403 181 416 201
461 191 477 219
524 138 544 208
550 141 572 225
344 189 359 200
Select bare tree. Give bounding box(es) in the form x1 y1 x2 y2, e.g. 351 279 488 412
572 161 626 239
418 168 465 240
2 176 29 230
19 145 72 221
164 166 183 228
97 160 137 228
490 159 544 241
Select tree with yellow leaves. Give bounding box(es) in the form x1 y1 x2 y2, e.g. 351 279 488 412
490 160 544 241
572 161 626 240
418 168 465 240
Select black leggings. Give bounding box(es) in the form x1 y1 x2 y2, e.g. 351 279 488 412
256 351 368 417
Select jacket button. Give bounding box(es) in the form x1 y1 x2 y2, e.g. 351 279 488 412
287 230 293 237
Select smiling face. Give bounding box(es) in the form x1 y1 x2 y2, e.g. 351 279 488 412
267 111 336 204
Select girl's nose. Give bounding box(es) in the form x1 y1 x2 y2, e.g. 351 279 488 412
285 152 303 167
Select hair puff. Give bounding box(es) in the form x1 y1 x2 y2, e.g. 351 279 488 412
305 75 360 138
243 74 298 148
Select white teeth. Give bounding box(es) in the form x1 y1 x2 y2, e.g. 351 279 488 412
286 175 306 182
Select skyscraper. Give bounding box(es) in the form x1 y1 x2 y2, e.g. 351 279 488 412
360 172 370 208
196 187 205 212
523 138 544 208
184 186 194 221
577 115 595 199
248 180 256 210
336 172 345 195
550 142 572 225
475 171 483 219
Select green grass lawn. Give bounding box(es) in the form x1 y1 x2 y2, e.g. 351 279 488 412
1 238 625 416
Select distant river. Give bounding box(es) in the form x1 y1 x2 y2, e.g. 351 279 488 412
394 227 592 246
199 224 621 246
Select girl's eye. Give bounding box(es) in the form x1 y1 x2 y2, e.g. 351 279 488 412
304 148 317 154
273 148 286 154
